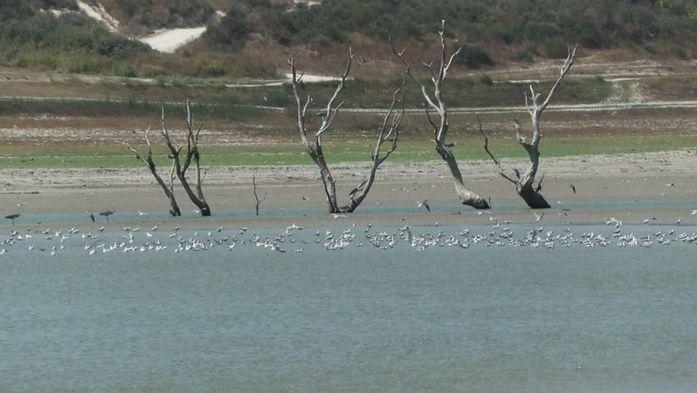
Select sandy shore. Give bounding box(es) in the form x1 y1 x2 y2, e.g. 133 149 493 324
1 150 696 228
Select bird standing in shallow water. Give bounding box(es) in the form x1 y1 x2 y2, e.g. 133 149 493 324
5 213 20 225
99 211 114 222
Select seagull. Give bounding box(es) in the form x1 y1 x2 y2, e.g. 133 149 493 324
570 184 576 194
417 200 431 213
691 210 697 216
4 213 20 225
533 212 544 222
605 217 622 228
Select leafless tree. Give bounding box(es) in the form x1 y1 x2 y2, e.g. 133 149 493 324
128 127 182 216
161 100 212 216
252 174 266 216
392 21 490 209
289 48 405 213
480 44 579 209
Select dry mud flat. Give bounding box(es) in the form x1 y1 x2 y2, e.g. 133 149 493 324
1 151 697 228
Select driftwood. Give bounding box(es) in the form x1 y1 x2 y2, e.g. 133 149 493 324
161 101 212 216
128 127 182 216
392 20 490 209
480 44 579 209
289 48 405 213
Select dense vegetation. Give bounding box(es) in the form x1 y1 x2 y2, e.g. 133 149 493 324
0 0 147 74
103 0 215 34
209 0 697 62
1 0 695 76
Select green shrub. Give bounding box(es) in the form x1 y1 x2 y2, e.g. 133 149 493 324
476 73 494 86
455 43 495 69
204 4 249 50
141 64 168 77
195 58 226 77
510 44 537 62
218 0 697 60
116 66 138 78
543 37 571 59
0 10 148 74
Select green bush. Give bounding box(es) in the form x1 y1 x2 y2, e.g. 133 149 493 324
204 4 250 50
456 44 495 69
476 73 494 86
219 0 697 59
0 9 148 73
510 47 536 62
116 66 138 78
121 0 214 30
195 58 226 77
543 37 571 59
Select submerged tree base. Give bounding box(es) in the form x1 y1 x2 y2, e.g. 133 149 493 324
518 185 551 209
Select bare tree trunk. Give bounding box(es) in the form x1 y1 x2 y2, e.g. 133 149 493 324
392 21 490 209
438 145 490 209
128 128 182 216
289 49 405 214
252 174 267 216
480 45 578 209
314 147 340 213
518 182 550 209
516 143 551 208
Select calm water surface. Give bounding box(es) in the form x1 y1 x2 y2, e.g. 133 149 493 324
1 224 696 392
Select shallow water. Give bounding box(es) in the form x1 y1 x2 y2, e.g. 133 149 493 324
7 195 697 226
1 224 697 392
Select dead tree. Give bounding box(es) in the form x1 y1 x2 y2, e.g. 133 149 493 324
289 48 405 213
392 21 490 209
480 44 579 209
128 127 182 216
252 174 266 216
161 100 212 216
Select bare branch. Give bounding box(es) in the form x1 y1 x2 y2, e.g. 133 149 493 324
128 126 181 216
478 116 518 185
513 119 528 146
539 43 579 112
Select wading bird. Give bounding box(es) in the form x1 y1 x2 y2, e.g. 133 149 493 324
99 210 114 222
4 213 20 225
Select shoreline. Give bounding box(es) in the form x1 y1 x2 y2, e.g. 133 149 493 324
1 151 696 228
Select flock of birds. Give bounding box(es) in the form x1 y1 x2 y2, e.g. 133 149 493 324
3 212 697 257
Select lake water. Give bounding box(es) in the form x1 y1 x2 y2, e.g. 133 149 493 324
1 224 696 392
